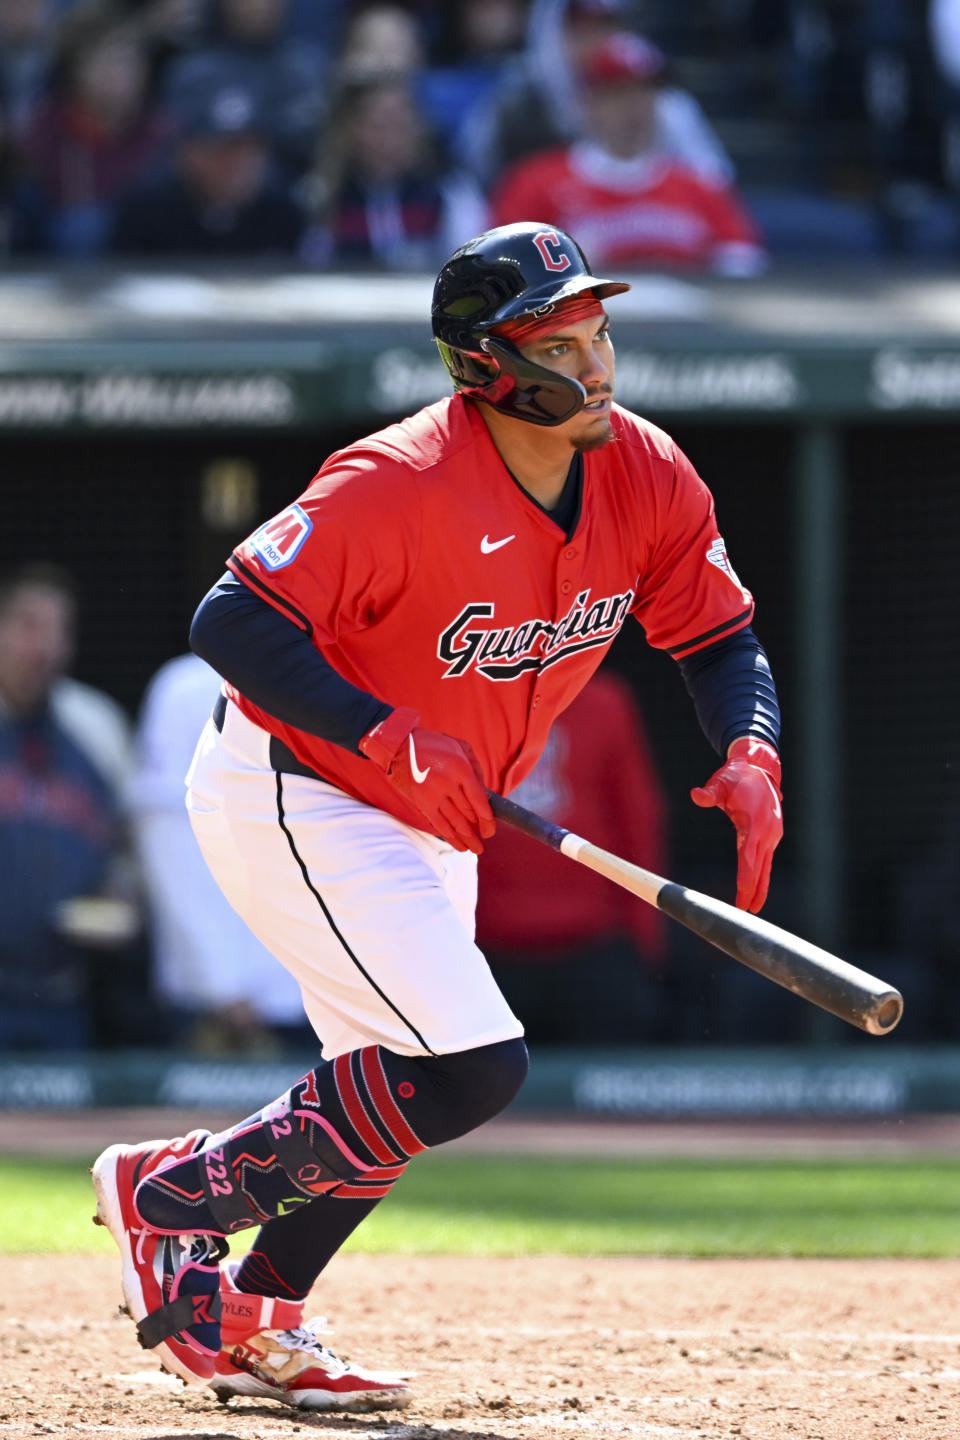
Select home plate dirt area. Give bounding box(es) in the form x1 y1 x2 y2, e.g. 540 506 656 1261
3 1251 960 1440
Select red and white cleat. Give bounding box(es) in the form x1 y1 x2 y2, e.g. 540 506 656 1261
210 1262 412 1411
91 1134 227 1384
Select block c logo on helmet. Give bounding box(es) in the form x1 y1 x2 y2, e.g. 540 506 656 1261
532 230 572 272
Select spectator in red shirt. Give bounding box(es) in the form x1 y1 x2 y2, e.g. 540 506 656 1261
492 30 767 275
475 669 669 1044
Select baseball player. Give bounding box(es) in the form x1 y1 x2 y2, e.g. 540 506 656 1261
92 221 782 1412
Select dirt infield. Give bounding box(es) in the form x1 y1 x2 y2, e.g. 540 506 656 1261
3 1252 960 1440
4 1111 960 1438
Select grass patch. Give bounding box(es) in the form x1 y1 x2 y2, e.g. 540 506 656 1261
4 1151 960 1258
344 1152 960 1257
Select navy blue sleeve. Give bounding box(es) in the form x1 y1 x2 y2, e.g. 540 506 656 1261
675 626 781 757
189 573 391 754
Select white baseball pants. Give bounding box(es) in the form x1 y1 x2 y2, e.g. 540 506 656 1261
185 696 523 1060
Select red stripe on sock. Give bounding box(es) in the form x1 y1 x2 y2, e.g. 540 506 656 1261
333 1053 400 1166
332 1183 395 1199
360 1047 427 1157
325 1161 405 1197
366 1162 408 1181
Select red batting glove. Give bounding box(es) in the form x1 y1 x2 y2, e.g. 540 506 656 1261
360 707 495 855
690 737 783 914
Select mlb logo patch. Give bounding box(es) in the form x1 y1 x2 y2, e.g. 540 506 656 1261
250 504 312 570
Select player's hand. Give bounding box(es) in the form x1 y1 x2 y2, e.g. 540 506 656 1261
360 707 495 855
690 737 783 913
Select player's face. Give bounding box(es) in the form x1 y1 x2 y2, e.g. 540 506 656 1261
519 313 616 450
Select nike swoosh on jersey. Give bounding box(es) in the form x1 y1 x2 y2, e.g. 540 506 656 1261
480 534 516 553
408 734 431 784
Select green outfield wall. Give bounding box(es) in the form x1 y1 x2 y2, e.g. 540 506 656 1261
2 1046 959 1117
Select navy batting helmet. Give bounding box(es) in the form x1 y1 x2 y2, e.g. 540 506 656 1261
432 222 630 427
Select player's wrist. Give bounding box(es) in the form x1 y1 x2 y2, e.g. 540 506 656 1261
727 736 781 786
359 706 420 770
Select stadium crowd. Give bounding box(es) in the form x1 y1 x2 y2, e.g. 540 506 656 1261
0 0 959 267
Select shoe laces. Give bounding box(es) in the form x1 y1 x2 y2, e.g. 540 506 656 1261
271 1318 355 1375
135 1226 228 1268
190 1234 230 1266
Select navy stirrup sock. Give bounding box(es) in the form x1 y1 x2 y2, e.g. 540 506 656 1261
234 1193 384 1303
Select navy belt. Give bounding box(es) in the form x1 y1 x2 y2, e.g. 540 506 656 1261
212 692 327 782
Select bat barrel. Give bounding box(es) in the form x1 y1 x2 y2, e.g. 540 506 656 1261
488 790 904 1037
657 883 903 1036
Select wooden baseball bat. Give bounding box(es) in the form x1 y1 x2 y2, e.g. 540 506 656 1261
488 792 903 1037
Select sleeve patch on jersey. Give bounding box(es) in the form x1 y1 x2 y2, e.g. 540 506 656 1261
705 537 742 590
249 504 313 570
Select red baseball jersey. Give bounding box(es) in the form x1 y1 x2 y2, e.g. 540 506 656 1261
492 143 765 273
226 394 753 833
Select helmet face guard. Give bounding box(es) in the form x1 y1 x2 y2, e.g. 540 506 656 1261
432 223 630 428
436 335 586 426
